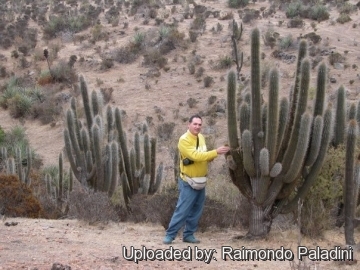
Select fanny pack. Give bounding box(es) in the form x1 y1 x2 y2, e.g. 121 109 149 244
185 176 207 190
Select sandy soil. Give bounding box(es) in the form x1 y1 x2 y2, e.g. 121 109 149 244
0 218 358 270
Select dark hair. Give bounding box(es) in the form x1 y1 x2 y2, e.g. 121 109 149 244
189 114 202 123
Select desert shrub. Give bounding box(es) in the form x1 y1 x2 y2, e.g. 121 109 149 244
287 18 304 28
190 16 206 31
18 56 30 69
105 6 120 23
133 31 146 47
204 76 214 88
262 27 278 49
300 146 344 237
277 34 293 50
0 79 44 118
91 24 109 43
158 26 170 40
8 92 33 118
187 97 198 108
0 174 42 218
309 4 329 22
208 95 217 105
37 71 53 86
166 28 187 49
143 48 168 69
68 190 122 224
43 13 96 39
328 52 344 65
0 66 7 78
195 66 205 78
337 13 351 24
0 78 19 109
31 94 62 125
111 32 146 64
215 55 232 69
37 195 63 219
303 32 322 44
241 9 260 23
286 1 304 18
228 0 249 8
338 2 357 14
100 57 114 70
51 60 78 84
189 30 199 42
112 46 139 64
157 122 176 141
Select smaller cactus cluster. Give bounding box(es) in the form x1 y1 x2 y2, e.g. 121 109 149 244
0 146 32 185
44 153 73 204
64 76 163 211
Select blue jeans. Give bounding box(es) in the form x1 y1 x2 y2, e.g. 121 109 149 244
165 177 206 240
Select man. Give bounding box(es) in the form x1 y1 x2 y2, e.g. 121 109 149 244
163 114 230 244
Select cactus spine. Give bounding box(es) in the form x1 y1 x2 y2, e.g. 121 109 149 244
226 28 333 238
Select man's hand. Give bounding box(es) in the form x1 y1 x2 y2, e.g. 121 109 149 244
216 146 230 155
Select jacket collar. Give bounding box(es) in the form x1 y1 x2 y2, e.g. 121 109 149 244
187 130 198 140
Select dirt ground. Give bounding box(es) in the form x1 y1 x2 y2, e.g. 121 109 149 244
0 217 359 270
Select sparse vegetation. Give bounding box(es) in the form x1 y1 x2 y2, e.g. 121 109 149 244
337 13 352 24
228 0 249 8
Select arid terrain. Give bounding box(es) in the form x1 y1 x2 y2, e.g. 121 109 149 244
1 217 360 269
1 0 360 269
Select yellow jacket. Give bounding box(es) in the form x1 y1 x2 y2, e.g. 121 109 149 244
178 130 218 180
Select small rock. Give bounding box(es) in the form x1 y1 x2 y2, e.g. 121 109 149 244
330 77 337 83
51 263 71 270
334 63 344 70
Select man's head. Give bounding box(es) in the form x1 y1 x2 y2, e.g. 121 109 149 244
188 114 202 136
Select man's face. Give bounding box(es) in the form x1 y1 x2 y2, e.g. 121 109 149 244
188 117 202 136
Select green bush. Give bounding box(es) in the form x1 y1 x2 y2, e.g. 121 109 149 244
43 15 93 39
278 34 293 50
51 60 78 84
309 4 329 22
228 0 249 8
215 55 233 69
1 126 30 158
328 52 344 65
8 93 33 118
286 1 304 18
338 2 357 14
204 76 214 88
337 13 352 24
300 145 344 237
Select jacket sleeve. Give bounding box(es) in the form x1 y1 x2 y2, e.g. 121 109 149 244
178 136 217 162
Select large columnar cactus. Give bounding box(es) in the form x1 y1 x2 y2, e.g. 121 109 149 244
226 28 333 238
344 120 360 245
64 76 163 211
